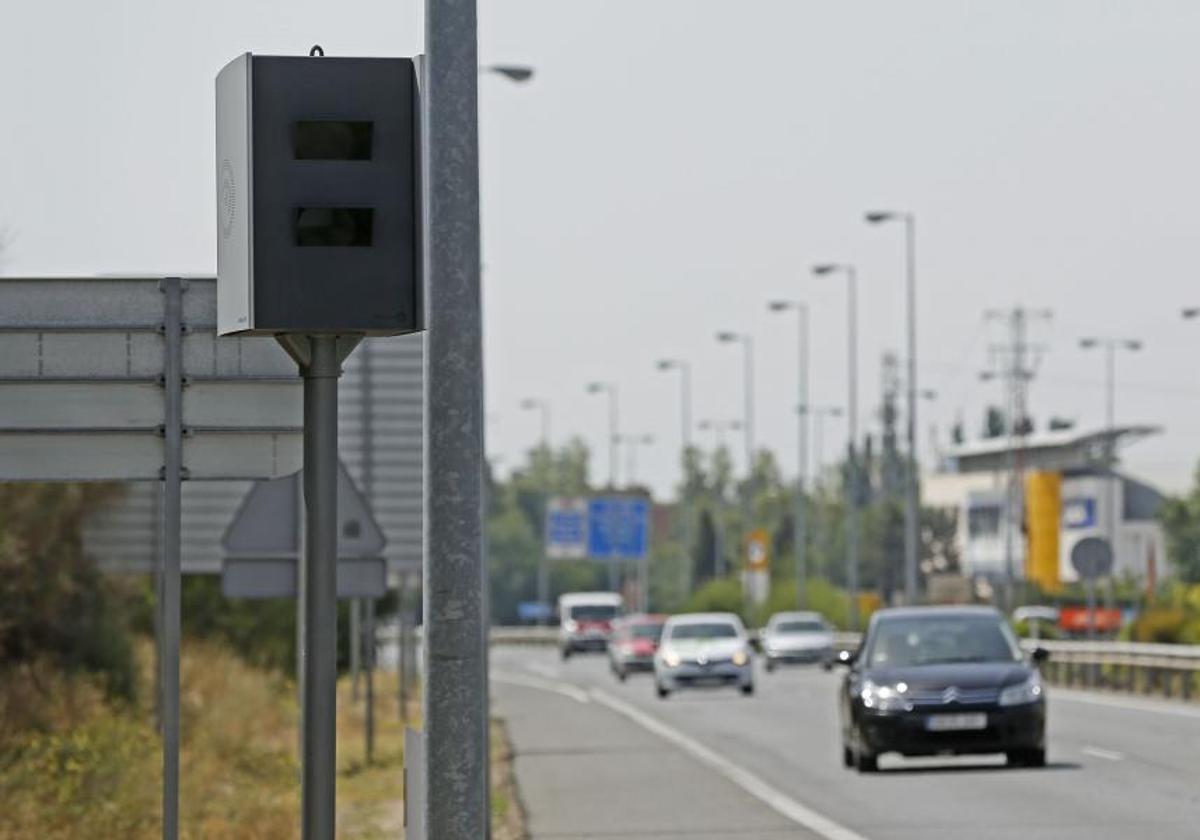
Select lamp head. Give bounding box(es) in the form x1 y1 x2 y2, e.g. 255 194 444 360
864 210 896 224
812 263 839 276
487 65 534 83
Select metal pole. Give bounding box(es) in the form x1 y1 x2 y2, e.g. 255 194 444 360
743 337 755 476
365 597 375 765
903 216 919 605
796 306 809 609
846 270 860 631
351 600 362 702
423 0 490 830
610 387 620 488
159 277 183 840
398 575 408 721
302 335 340 840
681 364 693 597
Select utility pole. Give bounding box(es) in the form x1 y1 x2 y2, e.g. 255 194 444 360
982 306 1052 611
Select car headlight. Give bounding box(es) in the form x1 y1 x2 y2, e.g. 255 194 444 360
563 619 578 633
662 650 681 668
998 673 1043 706
732 649 749 667
860 679 912 712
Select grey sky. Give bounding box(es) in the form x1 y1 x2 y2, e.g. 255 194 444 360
4 1 1200 499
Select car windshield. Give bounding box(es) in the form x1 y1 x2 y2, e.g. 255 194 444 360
630 623 663 640
669 622 738 641
773 620 827 634
568 605 618 621
866 615 1022 667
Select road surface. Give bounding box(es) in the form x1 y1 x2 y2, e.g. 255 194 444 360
491 645 1200 840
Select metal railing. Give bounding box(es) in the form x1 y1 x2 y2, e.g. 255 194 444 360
484 627 1200 702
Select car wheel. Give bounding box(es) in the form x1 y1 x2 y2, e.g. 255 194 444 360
617 667 627 683
1008 748 1046 768
855 749 878 773
842 744 854 768
656 683 670 699
561 647 571 661
740 682 755 696
765 659 776 673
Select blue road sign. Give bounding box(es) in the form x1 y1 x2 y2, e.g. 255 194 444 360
545 498 588 559
587 497 649 560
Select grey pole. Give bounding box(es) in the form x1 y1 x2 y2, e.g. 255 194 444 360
423 0 490 830
610 386 620 488
159 277 183 840
847 269 860 631
302 335 341 840
866 210 919 605
814 264 859 630
365 597 375 765
769 302 810 610
351 600 362 701
521 397 552 623
658 359 694 599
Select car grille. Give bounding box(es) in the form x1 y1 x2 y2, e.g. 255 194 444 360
905 686 1000 707
683 656 732 666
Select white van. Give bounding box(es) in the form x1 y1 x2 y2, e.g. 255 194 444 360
557 592 624 659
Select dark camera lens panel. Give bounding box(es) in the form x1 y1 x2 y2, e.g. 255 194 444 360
295 207 374 246
292 121 374 160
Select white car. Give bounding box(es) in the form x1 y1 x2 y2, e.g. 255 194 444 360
760 611 834 672
558 592 623 659
653 613 755 698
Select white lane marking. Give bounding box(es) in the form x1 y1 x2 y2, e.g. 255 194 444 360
1052 689 1200 720
523 661 559 679
492 671 591 704
1081 745 1125 762
590 688 871 840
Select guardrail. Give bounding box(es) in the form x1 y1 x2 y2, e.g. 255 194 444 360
485 628 1200 702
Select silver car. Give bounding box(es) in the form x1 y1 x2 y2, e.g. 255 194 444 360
761 611 834 671
653 613 755 698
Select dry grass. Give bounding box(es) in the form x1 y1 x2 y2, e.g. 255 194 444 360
0 638 525 839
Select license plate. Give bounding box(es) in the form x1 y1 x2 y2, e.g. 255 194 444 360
925 713 987 732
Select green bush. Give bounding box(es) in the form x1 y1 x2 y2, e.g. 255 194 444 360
1130 608 1188 643
682 578 747 621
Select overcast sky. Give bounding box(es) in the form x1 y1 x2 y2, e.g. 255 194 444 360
5 1 1200 499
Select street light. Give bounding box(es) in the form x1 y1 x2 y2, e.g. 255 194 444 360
481 64 535 83
801 405 845 482
769 300 810 609
697 419 743 450
518 397 551 451
1078 335 1142 640
520 398 552 622
714 332 755 476
812 262 860 629
585 382 620 488
866 209 920 605
715 331 756 587
657 358 694 595
616 433 655 485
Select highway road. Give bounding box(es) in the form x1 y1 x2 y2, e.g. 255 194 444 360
491 645 1200 840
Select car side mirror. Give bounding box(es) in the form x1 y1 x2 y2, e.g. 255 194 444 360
825 648 856 671
1031 647 1050 665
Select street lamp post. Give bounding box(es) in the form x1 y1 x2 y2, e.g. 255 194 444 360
1079 336 1142 640
586 382 620 489
813 263 860 630
481 64 535 83
658 359 694 597
616 433 654 612
715 332 756 590
520 397 552 624
866 210 919 605
769 301 810 609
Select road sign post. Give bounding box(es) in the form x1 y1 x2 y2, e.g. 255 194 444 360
0 275 304 840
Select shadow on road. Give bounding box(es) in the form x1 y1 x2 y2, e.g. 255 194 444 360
877 760 1082 775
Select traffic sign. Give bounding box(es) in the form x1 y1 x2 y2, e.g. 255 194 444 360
587 496 649 560
1071 536 1114 580
745 528 771 572
0 277 302 480
545 497 588 559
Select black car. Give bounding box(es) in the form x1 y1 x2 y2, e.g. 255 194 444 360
836 606 1048 773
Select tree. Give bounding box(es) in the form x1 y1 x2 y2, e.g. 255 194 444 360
1160 462 1200 583
983 405 1007 439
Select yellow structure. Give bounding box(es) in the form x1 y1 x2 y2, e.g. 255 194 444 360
1025 471 1062 592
